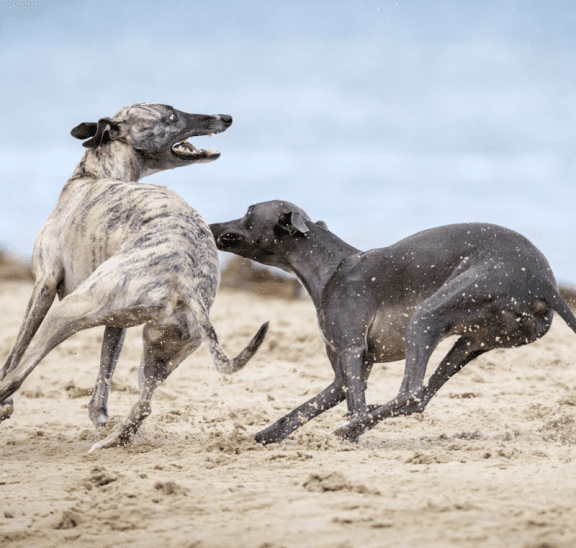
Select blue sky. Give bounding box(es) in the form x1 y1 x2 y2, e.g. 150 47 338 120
1 0 575 280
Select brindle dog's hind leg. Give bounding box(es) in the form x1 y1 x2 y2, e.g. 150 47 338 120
90 321 202 451
0 289 110 408
88 326 127 428
0 273 61 420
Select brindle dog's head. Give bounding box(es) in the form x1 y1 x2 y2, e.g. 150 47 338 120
210 200 328 270
71 102 232 172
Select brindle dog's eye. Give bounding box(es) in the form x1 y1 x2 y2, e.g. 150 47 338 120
168 113 177 122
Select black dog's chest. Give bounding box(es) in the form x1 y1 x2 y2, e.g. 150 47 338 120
365 305 413 362
318 294 415 363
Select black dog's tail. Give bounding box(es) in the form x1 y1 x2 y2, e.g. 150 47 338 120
541 283 576 335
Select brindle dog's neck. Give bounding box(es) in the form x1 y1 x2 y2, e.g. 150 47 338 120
70 141 144 182
286 225 359 308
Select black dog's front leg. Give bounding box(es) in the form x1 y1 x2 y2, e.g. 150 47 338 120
339 346 371 415
255 378 346 444
334 336 490 439
255 343 371 445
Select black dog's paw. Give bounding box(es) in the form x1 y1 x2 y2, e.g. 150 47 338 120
333 421 365 443
343 404 381 420
254 428 281 446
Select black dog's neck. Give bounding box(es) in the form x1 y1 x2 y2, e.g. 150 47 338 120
286 224 359 308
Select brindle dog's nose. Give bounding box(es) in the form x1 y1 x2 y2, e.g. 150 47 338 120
219 114 233 126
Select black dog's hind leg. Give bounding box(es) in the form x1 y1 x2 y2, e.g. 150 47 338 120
390 337 489 417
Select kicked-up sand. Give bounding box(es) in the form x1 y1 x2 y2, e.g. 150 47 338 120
1 280 576 548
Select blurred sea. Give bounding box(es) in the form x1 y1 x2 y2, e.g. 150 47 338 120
1 142 574 282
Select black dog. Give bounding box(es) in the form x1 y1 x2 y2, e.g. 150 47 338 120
211 200 576 443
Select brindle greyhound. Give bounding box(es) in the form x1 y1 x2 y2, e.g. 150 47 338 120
0 103 268 451
210 200 576 444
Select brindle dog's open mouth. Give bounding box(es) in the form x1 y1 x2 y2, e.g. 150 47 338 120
171 133 220 160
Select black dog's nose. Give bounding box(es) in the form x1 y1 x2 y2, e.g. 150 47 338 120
219 114 233 126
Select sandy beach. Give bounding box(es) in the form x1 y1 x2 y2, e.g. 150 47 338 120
1 279 576 548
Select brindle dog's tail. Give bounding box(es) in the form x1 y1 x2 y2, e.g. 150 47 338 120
186 296 269 374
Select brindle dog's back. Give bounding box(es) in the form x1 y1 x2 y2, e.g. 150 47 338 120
47 179 219 298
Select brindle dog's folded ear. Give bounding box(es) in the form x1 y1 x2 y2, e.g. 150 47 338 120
71 118 122 148
70 122 98 140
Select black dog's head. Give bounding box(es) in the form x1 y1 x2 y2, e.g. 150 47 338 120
210 200 328 270
71 103 232 174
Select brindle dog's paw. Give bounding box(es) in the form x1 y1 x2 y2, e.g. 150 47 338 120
0 398 14 422
88 428 130 452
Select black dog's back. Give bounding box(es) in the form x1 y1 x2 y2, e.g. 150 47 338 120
332 222 556 306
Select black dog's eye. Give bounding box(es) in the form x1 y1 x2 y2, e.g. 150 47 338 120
168 113 178 122
221 233 243 244
220 232 242 242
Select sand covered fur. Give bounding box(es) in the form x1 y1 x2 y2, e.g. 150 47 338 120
1 281 576 547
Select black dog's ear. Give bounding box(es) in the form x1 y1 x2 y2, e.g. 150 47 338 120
71 117 122 148
70 122 98 140
275 211 309 236
316 220 328 230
